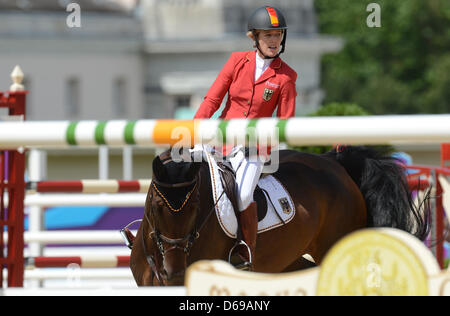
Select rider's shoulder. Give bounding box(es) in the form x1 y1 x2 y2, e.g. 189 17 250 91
279 60 298 82
229 50 253 61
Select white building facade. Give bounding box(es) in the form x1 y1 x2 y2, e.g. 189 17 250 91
141 0 343 118
0 0 143 121
0 0 342 121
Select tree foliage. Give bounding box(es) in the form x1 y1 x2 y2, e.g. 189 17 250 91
293 102 368 154
292 102 394 154
315 0 450 114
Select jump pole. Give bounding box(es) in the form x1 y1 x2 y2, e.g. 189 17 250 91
0 115 450 149
25 178 430 193
3 230 137 244
25 256 130 268
26 180 151 193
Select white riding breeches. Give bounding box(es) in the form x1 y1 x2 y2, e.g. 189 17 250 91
190 144 264 212
228 147 264 212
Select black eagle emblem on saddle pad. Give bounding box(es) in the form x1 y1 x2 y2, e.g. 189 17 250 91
278 197 292 214
262 88 274 101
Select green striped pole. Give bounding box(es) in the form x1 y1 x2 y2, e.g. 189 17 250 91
0 118 284 149
1 115 450 149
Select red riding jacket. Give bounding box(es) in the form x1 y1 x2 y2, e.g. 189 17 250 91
194 50 297 120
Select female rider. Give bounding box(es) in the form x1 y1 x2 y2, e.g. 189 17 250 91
193 6 298 269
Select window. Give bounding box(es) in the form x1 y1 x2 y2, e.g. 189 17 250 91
173 95 193 118
66 77 80 117
174 95 191 109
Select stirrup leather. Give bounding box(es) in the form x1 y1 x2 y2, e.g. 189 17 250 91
228 240 253 270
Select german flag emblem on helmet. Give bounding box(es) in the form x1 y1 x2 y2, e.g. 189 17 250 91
266 7 279 27
247 6 287 31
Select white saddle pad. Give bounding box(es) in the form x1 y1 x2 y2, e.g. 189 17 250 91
203 149 296 239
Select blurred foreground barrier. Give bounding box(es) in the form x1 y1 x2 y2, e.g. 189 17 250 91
185 228 450 296
1 115 450 149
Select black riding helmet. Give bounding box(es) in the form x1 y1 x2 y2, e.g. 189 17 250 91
247 6 288 59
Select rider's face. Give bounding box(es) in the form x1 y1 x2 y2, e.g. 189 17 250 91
256 30 283 58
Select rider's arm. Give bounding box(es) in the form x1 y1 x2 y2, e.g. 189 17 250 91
276 79 297 119
194 53 237 119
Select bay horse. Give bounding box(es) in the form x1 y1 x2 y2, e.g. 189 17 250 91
130 146 430 286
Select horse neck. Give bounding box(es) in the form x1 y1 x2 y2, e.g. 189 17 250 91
189 162 233 261
198 162 214 218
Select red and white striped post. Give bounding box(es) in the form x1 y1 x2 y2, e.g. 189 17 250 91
0 66 27 287
439 143 450 268
441 144 450 169
407 164 450 269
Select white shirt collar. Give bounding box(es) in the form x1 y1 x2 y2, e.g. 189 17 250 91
255 53 273 69
255 53 273 81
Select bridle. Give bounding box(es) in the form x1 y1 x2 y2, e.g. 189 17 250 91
151 177 198 213
141 174 216 284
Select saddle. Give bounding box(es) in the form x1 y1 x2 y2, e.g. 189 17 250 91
210 149 294 237
217 160 267 223
216 160 244 241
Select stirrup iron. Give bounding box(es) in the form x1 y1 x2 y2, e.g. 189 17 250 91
228 240 253 270
120 219 142 249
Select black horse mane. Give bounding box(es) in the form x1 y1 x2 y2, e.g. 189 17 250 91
326 145 431 241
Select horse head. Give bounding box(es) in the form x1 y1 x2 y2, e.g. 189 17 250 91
145 149 202 285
